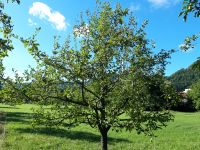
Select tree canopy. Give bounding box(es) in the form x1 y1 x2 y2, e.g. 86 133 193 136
2 1 176 150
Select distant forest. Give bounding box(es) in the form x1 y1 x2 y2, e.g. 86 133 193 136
167 60 200 92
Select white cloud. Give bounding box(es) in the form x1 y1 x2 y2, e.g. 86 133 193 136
147 0 181 8
29 2 68 31
28 18 37 26
4 70 24 80
129 3 141 12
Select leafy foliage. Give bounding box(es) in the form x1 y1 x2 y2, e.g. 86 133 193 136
179 33 200 51
179 0 200 21
0 0 20 59
145 78 178 111
4 2 176 150
188 79 200 110
0 0 21 104
179 0 200 55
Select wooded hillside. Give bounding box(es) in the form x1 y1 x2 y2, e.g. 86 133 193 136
168 60 200 92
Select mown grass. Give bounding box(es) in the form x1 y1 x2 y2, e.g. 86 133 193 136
0 104 200 150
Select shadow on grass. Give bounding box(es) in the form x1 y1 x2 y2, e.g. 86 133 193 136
6 112 31 124
16 127 131 144
0 106 19 109
4 110 131 144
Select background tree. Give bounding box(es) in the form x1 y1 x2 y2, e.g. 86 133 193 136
188 79 200 109
5 2 176 150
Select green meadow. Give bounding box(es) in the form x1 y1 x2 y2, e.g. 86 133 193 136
0 104 200 150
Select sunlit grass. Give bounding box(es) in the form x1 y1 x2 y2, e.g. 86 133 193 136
1 104 200 150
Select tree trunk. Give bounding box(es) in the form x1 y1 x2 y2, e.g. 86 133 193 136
100 128 108 150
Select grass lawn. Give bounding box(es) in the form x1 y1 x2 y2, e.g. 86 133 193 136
0 104 200 150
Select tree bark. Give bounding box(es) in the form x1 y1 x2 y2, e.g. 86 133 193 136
100 128 108 150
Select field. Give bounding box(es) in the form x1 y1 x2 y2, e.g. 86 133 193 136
0 104 200 150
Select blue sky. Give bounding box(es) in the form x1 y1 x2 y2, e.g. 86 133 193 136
2 0 200 77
